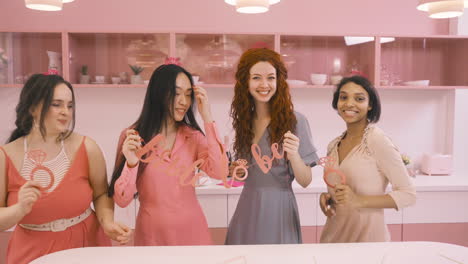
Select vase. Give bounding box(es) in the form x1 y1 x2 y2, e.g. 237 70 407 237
131 75 143 84
47 51 62 75
80 75 90 84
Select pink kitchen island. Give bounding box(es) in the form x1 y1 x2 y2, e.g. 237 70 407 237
30 241 468 264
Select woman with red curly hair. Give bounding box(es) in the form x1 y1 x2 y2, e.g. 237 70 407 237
225 48 319 244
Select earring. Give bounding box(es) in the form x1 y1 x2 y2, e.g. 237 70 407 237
33 120 39 129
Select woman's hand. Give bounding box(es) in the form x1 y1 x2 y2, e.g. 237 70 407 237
122 129 141 167
335 184 363 208
16 181 42 216
283 131 300 161
319 192 336 217
101 220 132 245
193 86 213 123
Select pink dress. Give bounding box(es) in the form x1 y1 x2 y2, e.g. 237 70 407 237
1 137 110 264
114 123 228 246
320 126 416 243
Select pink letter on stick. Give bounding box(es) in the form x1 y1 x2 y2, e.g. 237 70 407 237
178 159 204 187
190 159 206 187
251 144 273 173
136 134 165 163
271 143 284 159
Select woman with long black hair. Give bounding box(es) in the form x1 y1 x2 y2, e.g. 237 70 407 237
109 63 228 246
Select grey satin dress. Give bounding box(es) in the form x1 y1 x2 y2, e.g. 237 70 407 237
225 112 319 245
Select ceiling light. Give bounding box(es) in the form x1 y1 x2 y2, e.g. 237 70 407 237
25 0 62 11
417 0 465 19
225 0 280 14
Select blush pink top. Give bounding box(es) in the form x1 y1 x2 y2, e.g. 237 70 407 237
113 122 228 246
320 126 416 243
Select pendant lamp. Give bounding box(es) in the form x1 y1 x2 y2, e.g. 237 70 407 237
25 0 62 11
225 0 281 14
417 0 465 18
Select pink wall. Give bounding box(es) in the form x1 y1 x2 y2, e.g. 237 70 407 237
0 0 448 36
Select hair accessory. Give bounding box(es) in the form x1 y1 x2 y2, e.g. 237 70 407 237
164 57 182 66
44 69 59 75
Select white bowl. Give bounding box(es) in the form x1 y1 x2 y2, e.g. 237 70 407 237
310 73 327 85
111 77 120 84
287 79 308 86
402 80 430 86
330 75 343 85
95 75 105 83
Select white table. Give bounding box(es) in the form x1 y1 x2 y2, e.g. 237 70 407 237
31 242 468 264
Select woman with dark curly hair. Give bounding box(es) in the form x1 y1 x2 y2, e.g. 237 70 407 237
225 48 319 244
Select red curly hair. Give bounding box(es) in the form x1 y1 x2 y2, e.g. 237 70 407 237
230 48 297 159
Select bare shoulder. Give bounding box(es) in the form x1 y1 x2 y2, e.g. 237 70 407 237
82 136 100 153
82 135 103 156
1 138 24 159
63 132 85 153
65 133 104 162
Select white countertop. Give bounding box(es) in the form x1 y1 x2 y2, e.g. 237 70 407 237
31 241 468 264
195 173 468 195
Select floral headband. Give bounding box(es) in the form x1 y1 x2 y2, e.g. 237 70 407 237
44 69 59 75
164 57 182 66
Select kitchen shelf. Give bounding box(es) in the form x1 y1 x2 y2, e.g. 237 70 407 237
1 32 467 90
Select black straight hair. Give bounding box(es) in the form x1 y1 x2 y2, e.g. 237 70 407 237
108 64 203 197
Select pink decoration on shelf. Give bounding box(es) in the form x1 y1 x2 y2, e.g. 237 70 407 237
251 41 270 49
27 149 55 191
318 156 346 188
164 57 182 66
44 69 59 75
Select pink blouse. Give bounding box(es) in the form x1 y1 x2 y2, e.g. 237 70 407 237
320 125 416 243
113 122 228 245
